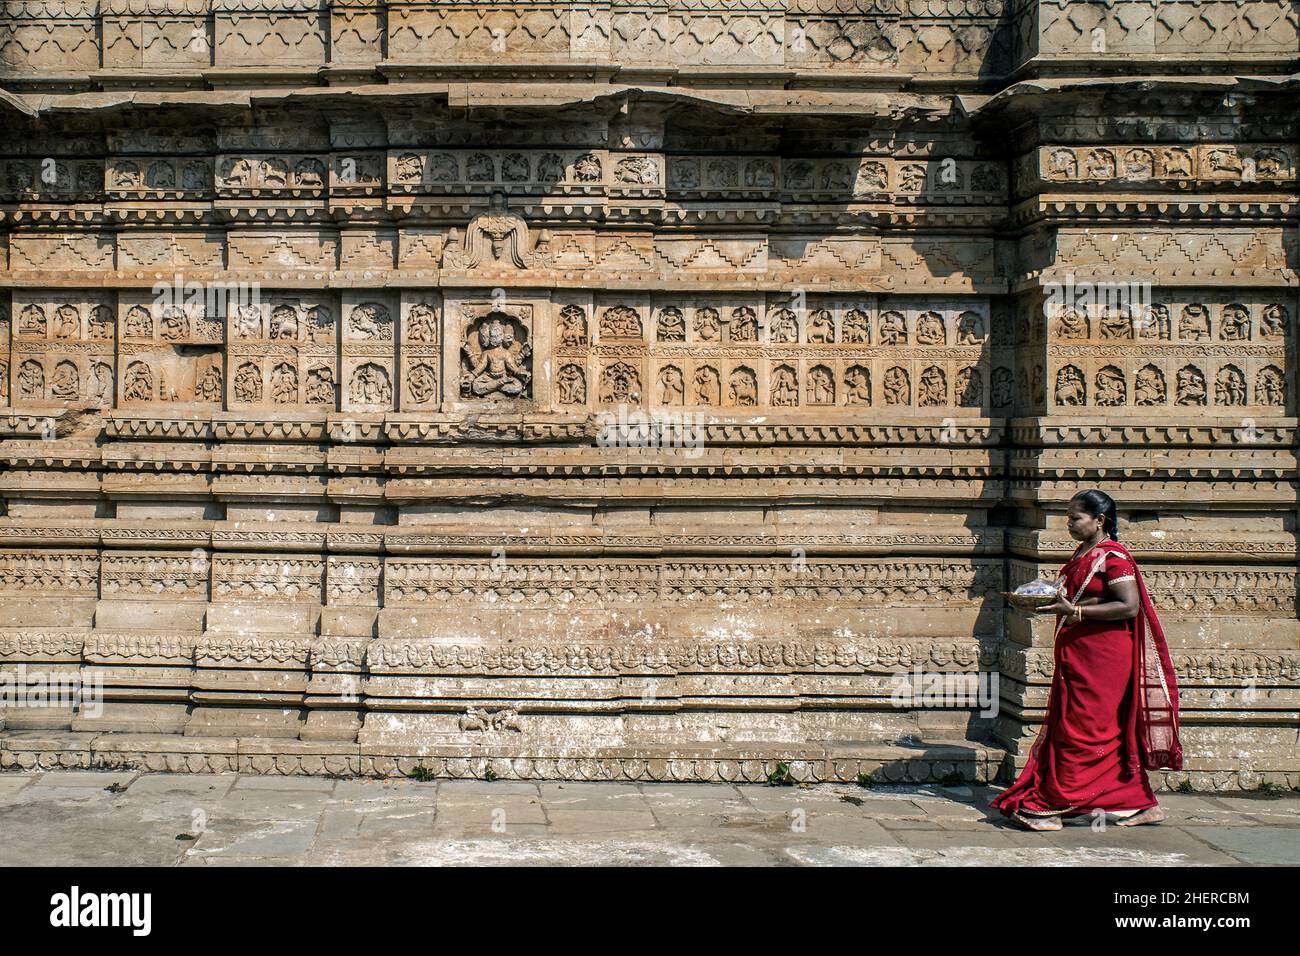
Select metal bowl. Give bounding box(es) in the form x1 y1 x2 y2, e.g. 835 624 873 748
1003 590 1060 611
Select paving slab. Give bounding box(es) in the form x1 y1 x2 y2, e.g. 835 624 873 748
2 773 1297 867
1182 825 1300 865
126 774 238 797
33 770 137 788
545 809 659 834
0 773 40 794
232 776 337 793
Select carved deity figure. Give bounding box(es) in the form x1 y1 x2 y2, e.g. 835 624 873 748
693 307 720 342
1220 305 1250 341
915 312 945 345
1180 304 1210 341
957 367 982 407
90 362 113 404
770 365 798 406
50 360 78 400
234 362 262 403
657 366 683 404
1256 367 1285 406
1134 366 1165 406
843 309 869 344
407 304 437 343
442 191 548 269
235 305 261 339
883 367 910 405
1099 307 1131 339
123 361 153 402
956 311 985 344
769 309 798 343
728 367 757 407
556 364 586 405
196 365 222 403
1214 367 1246 406
845 366 871 405
1176 366 1206 405
17 360 44 399
600 362 641 405
54 305 80 338
306 366 335 405
350 363 392 405
1095 366 1126 406
271 362 298 404
1260 304 1287 338
807 366 834 404
1055 366 1085 406
807 309 835 343
730 307 758 342
992 367 1014 407
161 306 189 340
694 366 721 405
462 314 531 399
657 308 685 342
1056 307 1088 340
125 305 153 339
918 366 946 406
558 305 587 346
879 310 906 344
407 363 438 404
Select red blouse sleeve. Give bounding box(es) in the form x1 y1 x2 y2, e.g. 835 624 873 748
1101 550 1137 585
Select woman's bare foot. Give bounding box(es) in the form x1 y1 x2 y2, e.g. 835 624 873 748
1115 805 1167 827
1012 811 1063 831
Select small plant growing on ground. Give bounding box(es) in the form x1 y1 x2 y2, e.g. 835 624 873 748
1257 781 1284 798
483 766 498 782
940 770 966 787
766 761 796 786
1175 778 1195 793
855 771 874 789
407 765 435 782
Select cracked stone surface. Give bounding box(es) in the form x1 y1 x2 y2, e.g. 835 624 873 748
2 770 1296 867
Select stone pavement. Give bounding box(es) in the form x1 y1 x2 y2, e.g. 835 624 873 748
1 770 1297 867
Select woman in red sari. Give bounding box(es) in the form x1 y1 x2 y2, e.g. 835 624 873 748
993 490 1183 831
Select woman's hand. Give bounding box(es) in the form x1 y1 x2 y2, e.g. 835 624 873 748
1036 595 1075 617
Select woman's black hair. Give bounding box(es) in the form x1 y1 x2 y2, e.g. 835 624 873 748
1071 489 1119 541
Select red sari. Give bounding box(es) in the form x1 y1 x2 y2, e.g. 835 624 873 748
992 539 1183 818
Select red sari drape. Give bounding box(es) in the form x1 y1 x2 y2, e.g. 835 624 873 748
992 539 1183 817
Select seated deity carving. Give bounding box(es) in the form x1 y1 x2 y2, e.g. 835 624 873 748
461 312 532 400
879 310 906 344
915 311 945 345
656 307 685 342
306 366 335 405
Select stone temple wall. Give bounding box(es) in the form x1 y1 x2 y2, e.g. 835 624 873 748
0 0 1295 786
